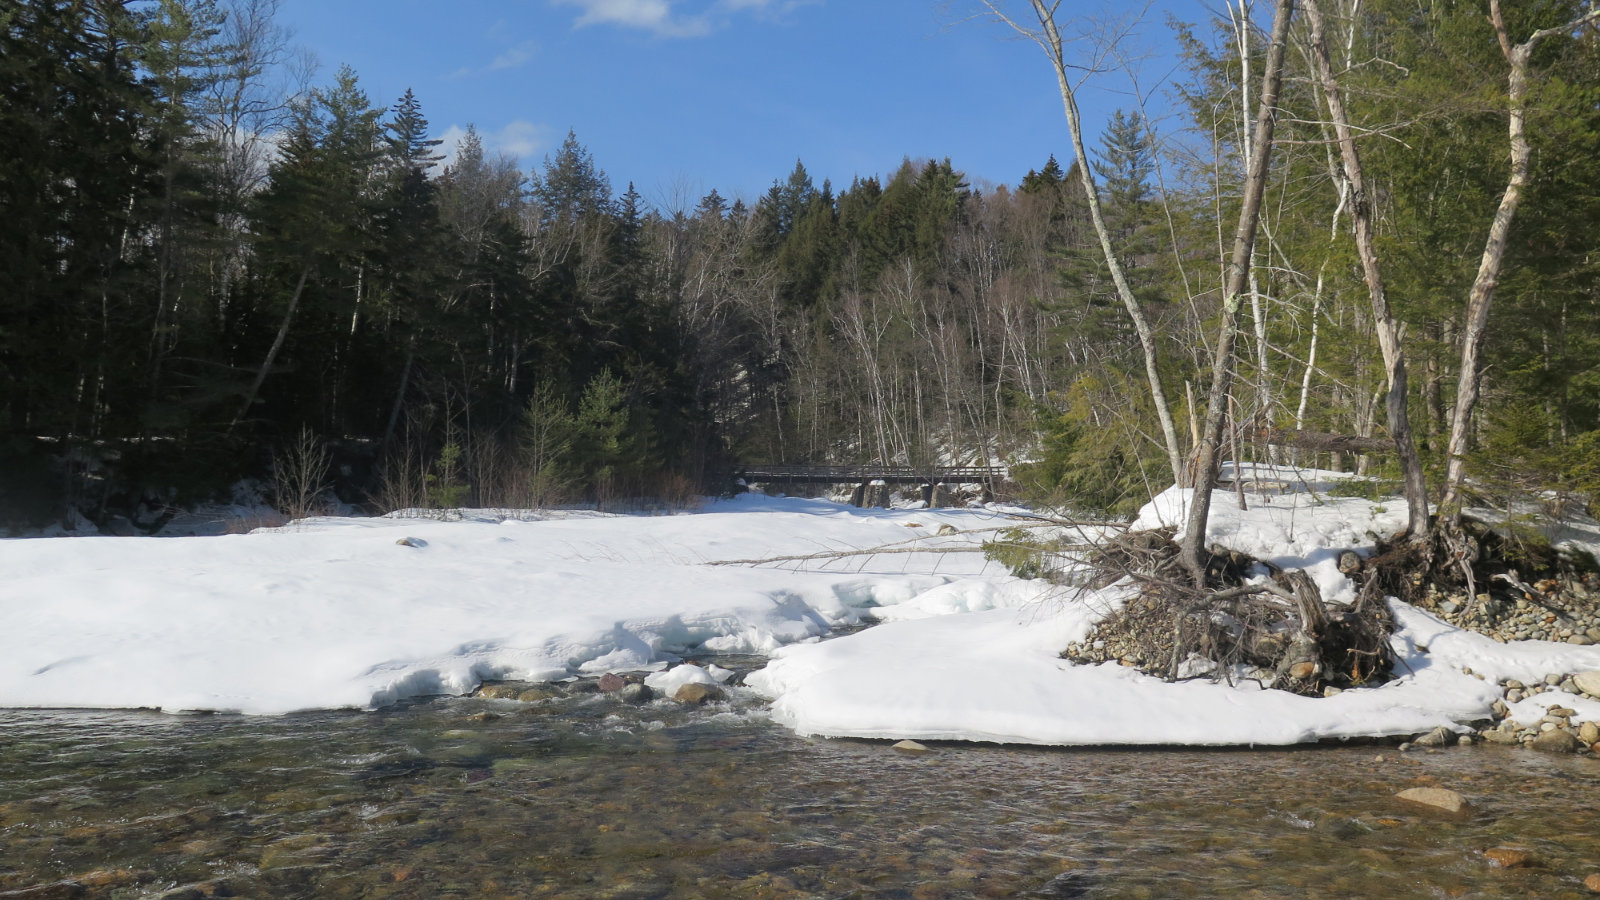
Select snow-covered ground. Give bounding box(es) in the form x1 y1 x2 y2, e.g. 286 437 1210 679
5 470 1600 746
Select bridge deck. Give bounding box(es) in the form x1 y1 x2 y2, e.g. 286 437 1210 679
738 465 1006 486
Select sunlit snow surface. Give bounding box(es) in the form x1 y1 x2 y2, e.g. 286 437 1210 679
6 471 1600 745
748 467 1600 745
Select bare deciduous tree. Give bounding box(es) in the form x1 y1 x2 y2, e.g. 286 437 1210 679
1440 0 1600 514
976 0 1188 491
1302 0 1430 540
1180 0 1295 585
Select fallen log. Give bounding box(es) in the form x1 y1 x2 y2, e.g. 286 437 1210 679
1252 427 1392 454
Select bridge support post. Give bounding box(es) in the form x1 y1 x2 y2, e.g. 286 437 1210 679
920 483 934 507
849 482 867 508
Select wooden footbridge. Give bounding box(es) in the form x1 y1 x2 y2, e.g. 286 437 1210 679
736 464 1008 508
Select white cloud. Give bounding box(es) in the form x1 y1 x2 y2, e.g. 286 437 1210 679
554 0 709 37
550 0 814 38
437 121 552 169
495 120 549 158
490 40 540 71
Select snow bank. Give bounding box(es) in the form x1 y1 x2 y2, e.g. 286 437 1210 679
0 495 1003 714
748 469 1600 745
9 471 1600 747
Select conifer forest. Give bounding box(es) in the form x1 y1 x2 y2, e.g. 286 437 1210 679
2 0 1598 529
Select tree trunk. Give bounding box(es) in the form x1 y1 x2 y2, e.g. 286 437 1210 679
230 265 309 433
1180 0 1295 586
1302 0 1430 539
1439 2 1600 514
981 0 1188 491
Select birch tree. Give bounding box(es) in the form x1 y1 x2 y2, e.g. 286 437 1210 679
1439 0 1600 514
976 0 1187 490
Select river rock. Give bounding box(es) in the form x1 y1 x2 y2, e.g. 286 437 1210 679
673 683 724 704
618 683 654 704
1573 670 1600 698
1484 847 1534 868
892 740 930 755
1396 787 1471 815
1531 728 1583 754
1482 729 1520 745
1581 721 1600 745
516 687 559 702
1585 873 1600 893
1413 726 1456 748
597 673 626 693
476 684 521 700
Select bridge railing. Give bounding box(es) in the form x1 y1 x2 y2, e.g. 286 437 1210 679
737 464 1007 485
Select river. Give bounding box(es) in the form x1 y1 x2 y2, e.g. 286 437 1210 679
2 655 1598 899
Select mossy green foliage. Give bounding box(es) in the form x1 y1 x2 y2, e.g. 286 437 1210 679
1013 375 1169 519
981 527 1056 581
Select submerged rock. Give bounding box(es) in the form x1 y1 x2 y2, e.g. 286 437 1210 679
1584 873 1600 893
1396 787 1472 816
673 683 724 704
618 683 654 704
1484 847 1534 868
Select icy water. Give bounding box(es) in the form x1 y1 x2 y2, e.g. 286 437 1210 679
2 668 1598 900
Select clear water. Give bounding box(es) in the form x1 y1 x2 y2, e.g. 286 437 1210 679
2 665 1598 899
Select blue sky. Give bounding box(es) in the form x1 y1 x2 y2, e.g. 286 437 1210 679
275 0 1221 206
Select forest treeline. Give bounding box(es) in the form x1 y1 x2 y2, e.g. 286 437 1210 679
2 0 1598 529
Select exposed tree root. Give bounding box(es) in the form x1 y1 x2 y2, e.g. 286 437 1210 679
1065 531 1393 696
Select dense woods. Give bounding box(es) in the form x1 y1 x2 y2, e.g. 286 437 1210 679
2 0 1598 531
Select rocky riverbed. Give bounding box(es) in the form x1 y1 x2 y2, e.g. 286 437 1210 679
5 677 1600 899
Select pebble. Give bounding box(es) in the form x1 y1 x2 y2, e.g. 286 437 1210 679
1585 873 1600 893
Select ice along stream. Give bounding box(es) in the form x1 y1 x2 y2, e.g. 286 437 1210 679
2 660 1598 899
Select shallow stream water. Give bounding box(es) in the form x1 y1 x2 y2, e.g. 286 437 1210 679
2 658 1598 899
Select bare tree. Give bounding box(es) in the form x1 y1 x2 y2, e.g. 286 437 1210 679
1179 0 1295 585
1301 0 1430 539
976 0 1187 490
270 426 331 521
1439 0 1600 514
